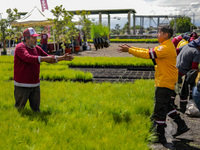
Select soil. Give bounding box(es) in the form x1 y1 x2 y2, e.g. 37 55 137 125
72 43 200 150
72 43 158 57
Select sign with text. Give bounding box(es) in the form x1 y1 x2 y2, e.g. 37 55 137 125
40 0 49 12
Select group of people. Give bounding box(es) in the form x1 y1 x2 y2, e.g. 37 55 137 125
118 26 200 146
171 32 200 113
14 26 199 146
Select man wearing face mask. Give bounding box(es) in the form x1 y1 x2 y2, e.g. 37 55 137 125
14 27 74 112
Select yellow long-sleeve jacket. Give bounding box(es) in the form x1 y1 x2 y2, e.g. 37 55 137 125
177 39 188 48
128 39 178 90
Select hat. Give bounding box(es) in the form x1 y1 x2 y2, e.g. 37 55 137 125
190 32 198 38
193 38 200 46
190 37 196 42
23 27 40 37
182 35 190 41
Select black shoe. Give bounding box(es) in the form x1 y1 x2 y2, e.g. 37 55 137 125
173 126 190 137
180 102 187 113
162 142 175 149
179 107 186 113
153 136 167 144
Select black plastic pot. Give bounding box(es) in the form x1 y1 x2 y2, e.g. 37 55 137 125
55 49 62 56
1 51 7 55
83 45 87 50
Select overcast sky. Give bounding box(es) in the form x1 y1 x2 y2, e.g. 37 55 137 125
0 0 200 28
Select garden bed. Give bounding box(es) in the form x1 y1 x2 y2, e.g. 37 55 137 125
73 68 155 83
69 65 155 71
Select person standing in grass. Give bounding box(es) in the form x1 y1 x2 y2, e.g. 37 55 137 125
14 27 74 112
41 29 48 53
118 25 189 145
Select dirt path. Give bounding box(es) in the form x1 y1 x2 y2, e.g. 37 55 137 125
72 43 159 57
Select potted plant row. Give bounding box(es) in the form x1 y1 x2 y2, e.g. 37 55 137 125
51 5 80 55
76 10 92 51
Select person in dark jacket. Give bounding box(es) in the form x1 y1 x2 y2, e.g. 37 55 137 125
176 38 200 113
189 32 198 42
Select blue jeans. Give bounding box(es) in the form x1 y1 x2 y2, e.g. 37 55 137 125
41 44 47 53
192 86 200 110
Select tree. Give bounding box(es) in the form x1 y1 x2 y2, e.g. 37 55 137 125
122 22 129 34
51 5 67 51
51 5 78 52
76 10 92 44
110 24 121 35
170 16 193 33
0 8 19 54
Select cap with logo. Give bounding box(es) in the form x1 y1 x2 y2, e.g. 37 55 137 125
23 27 40 37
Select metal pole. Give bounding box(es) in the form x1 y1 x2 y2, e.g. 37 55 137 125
53 29 56 51
128 11 131 34
99 13 102 25
108 14 110 30
133 13 136 35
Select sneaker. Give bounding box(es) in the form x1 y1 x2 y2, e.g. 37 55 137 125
173 126 190 137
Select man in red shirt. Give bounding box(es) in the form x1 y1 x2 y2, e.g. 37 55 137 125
41 30 48 53
14 27 73 112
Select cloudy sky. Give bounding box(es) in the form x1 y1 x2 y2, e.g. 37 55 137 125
0 0 200 28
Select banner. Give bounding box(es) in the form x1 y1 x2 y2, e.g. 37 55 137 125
40 0 49 12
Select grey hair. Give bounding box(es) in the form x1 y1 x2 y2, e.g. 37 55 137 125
22 36 30 42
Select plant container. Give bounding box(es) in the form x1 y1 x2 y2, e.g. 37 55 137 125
74 45 80 52
65 47 71 54
1 51 7 55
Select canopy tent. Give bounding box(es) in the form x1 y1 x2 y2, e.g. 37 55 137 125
11 6 56 51
11 6 53 27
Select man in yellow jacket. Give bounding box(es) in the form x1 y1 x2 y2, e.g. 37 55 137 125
118 25 189 145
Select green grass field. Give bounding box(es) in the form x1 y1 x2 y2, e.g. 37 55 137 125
0 56 155 149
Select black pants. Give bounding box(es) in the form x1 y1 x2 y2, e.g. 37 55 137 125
180 74 194 100
154 87 177 125
14 86 40 112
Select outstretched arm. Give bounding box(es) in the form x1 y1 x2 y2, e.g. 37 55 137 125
118 44 150 59
40 56 57 64
55 53 74 62
118 44 132 53
40 54 74 64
